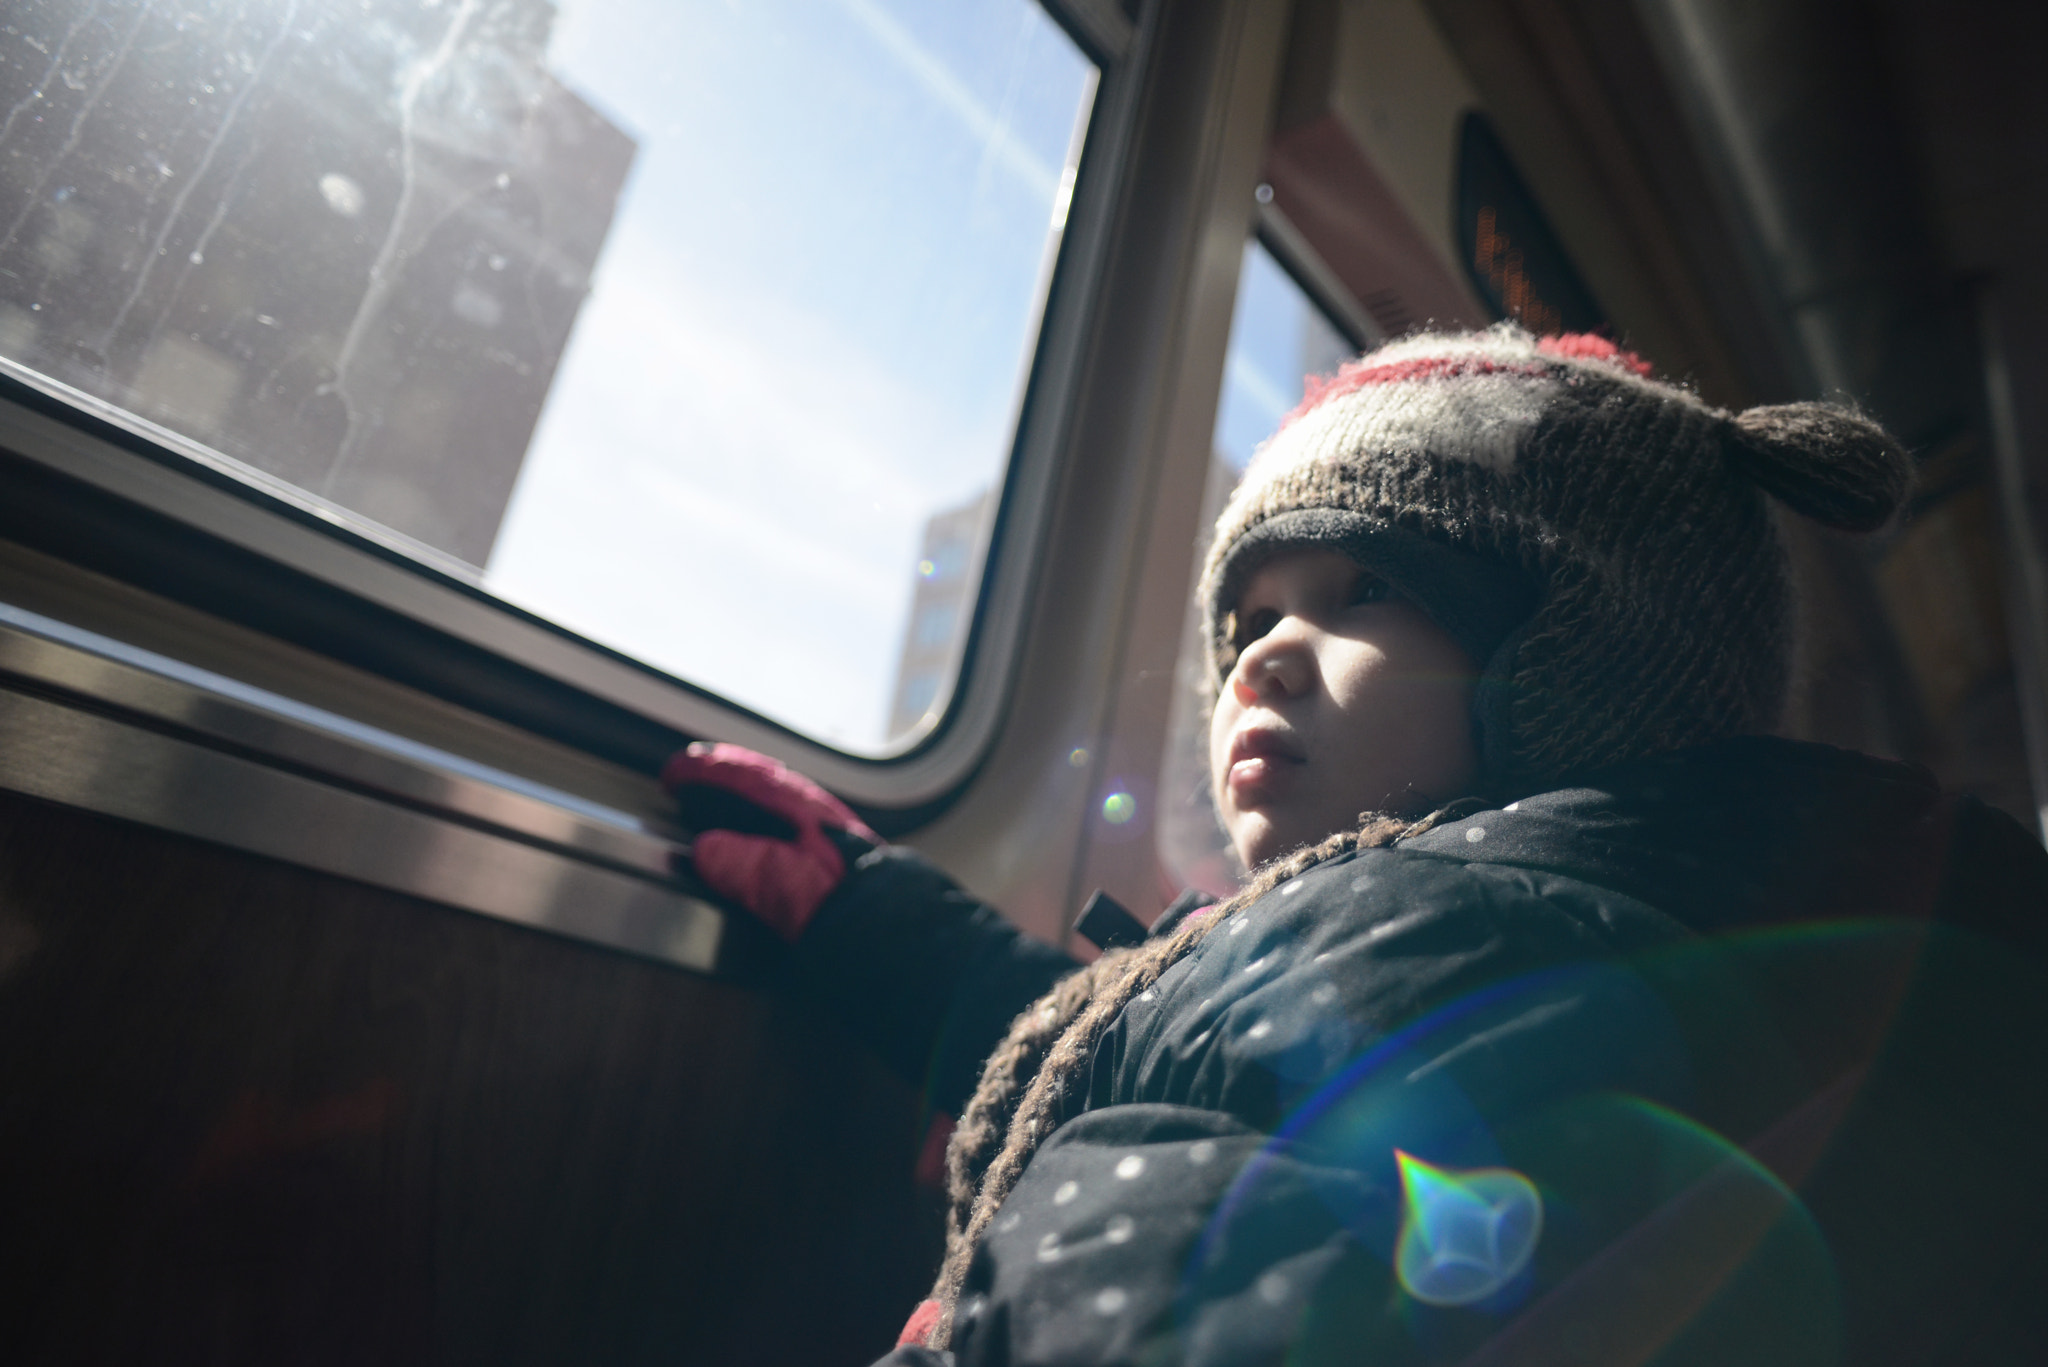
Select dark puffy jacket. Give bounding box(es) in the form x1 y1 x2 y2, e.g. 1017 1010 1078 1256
799 738 2048 1367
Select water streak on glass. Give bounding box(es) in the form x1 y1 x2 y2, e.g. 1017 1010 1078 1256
0 0 1096 752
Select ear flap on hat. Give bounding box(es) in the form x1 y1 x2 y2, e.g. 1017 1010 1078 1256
1471 617 1534 797
1721 403 1912 533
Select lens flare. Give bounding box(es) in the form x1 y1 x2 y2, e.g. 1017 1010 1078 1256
1102 791 1136 824
1394 1150 1542 1307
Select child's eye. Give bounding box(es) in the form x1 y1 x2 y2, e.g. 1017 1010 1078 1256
1233 606 1280 649
1348 573 1391 606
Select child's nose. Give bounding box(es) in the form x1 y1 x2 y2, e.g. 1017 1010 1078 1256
1231 623 1313 703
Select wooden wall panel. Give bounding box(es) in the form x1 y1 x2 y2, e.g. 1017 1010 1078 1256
0 788 938 1366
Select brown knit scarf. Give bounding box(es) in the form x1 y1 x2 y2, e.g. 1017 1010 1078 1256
925 807 1459 1348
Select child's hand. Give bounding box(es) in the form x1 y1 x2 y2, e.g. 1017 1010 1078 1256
661 742 882 941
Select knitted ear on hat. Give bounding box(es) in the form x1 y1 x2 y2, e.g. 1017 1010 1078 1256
1723 403 1912 532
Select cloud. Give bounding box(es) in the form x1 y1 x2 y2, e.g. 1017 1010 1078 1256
484 219 982 747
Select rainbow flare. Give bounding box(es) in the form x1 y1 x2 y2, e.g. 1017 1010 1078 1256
1394 1150 1543 1307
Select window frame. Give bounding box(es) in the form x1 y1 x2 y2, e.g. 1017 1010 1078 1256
1252 202 1384 358
0 0 1149 811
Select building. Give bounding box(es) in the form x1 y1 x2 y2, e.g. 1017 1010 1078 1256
0 0 634 567
887 488 996 741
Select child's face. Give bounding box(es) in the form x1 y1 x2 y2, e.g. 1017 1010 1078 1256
1209 549 1479 869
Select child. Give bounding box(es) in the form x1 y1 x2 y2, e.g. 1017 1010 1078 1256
665 326 2048 1367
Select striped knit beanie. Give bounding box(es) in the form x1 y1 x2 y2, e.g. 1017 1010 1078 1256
1199 323 1912 793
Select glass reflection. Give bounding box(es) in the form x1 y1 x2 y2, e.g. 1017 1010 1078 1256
0 0 1096 751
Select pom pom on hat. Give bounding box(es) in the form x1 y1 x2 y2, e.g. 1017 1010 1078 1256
1534 331 1656 376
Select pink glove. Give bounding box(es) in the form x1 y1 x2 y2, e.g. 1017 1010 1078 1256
661 742 882 942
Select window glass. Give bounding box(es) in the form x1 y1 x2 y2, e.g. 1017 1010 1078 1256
1157 238 1356 895
0 0 1096 753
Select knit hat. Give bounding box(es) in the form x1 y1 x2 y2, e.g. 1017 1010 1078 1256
1199 324 1912 793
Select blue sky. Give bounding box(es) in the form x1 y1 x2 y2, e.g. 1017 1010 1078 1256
484 0 1093 751
1214 241 1355 473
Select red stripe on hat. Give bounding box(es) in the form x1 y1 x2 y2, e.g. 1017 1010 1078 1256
1283 355 1551 430
1537 331 1654 375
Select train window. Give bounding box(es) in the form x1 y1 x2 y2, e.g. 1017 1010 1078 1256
1158 235 1356 895
0 0 1097 755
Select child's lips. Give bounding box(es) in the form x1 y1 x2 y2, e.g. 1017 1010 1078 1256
1226 730 1305 804
1227 756 1290 804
